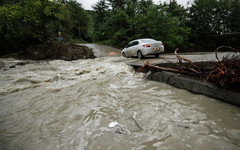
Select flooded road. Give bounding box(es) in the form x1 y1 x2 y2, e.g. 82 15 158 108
0 57 240 150
79 44 121 57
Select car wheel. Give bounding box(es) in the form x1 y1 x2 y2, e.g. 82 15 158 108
122 52 126 57
137 51 143 59
155 53 160 58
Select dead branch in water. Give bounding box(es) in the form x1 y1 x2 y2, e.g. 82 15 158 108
132 117 143 131
135 61 189 75
135 46 240 88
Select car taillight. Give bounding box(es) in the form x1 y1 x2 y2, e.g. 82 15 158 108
161 42 163 46
143 44 150 47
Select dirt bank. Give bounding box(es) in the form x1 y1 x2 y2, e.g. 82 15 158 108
1 41 95 60
27 41 95 60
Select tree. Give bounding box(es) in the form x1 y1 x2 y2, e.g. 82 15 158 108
0 4 24 53
107 0 126 11
92 0 109 24
91 0 191 50
138 0 154 14
106 9 130 47
64 0 92 39
227 0 240 32
0 0 23 5
189 0 240 50
189 0 220 35
92 0 110 41
0 0 64 52
135 5 190 51
0 0 94 54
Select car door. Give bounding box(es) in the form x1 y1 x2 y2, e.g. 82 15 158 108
131 41 139 56
124 42 134 56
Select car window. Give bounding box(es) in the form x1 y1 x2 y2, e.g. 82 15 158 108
126 42 132 48
132 41 139 46
141 39 156 43
126 41 139 48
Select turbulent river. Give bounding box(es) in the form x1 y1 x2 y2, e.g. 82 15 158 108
0 57 240 150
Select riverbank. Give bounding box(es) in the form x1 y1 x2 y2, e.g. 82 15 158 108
147 70 240 107
128 53 240 107
0 41 95 60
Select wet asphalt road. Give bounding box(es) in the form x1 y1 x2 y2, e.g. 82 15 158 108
81 44 236 66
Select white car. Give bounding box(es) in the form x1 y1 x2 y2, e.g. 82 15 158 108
121 38 164 59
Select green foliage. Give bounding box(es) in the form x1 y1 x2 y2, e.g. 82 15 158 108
0 0 92 54
92 0 191 51
189 0 240 50
108 0 126 11
64 0 92 40
106 9 130 46
92 0 110 41
0 4 25 52
91 0 239 51
227 0 240 32
1 0 239 55
0 0 59 53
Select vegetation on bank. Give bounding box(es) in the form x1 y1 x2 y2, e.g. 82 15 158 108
0 0 92 58
0 0 240 58
92 0 240 52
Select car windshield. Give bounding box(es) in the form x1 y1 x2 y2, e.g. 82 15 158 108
141 39 156 43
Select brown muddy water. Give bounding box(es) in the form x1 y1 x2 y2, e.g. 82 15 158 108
0 57 240 150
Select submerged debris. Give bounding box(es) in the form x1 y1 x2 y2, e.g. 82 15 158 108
136 46 240 89
132 117 143 131
108 122 126 134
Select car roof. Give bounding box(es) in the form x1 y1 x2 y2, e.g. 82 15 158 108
139 38 155 40
130 38 155 42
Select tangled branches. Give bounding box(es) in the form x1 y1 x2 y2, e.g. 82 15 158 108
135 46 240 88
207 46 240 88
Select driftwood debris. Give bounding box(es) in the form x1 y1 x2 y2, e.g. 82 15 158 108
135 46 240 88
207 46 240 87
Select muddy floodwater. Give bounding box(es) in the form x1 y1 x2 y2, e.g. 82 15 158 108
0 57 240 150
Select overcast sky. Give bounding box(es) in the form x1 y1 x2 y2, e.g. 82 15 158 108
77 0 192 10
